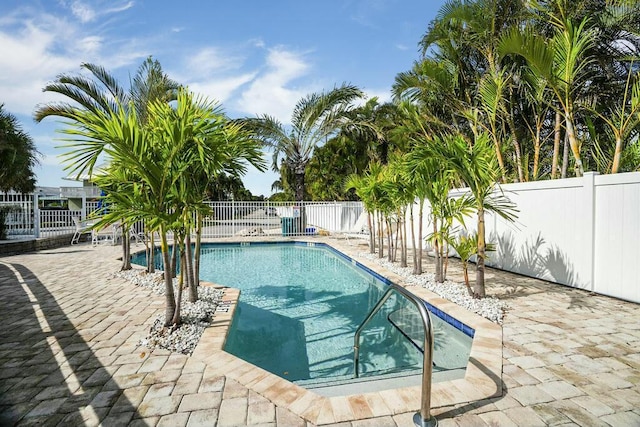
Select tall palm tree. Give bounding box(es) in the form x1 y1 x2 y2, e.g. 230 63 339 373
34 57 180 270
242 84 364 202
416 0 528 177
589 66 640 173
58 89 263 326
0 104 40 193
433 132 517 297
499 15 597 177
346 162 389 256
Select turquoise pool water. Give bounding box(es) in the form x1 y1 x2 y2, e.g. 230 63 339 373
133 242 473 385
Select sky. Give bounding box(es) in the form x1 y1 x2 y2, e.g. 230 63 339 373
1 0 447 197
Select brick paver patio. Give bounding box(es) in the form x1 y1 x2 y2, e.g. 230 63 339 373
0 239 639 426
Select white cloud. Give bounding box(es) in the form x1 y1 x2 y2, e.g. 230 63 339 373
68 0 134 23
105 1 134 15
0 8 145 116
187 47 243 78
234 47 317 123
77 35 103 54
362 88 392 105
70 1 96 23
189 73 257 105
0 18 78 115
251 38 265 48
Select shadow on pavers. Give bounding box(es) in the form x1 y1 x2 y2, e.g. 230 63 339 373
0 262 140 425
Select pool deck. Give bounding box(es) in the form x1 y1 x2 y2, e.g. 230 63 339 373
0 238 639 426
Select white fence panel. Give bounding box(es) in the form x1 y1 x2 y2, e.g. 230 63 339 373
485 177 593 290
0 192 35 237
423 171 640 303
39 210 81 237
593 173 640 302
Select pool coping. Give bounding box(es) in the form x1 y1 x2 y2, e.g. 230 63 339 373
190 238 503 425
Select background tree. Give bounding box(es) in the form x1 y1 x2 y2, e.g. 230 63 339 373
0 104 40 193
305 136 366 201
241 84 364 202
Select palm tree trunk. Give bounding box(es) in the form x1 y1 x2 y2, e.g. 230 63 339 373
402 209 408 268
474 206 486 298
433 218 443 283
172 244 184 325
120 221 132 270
463 262 472 296
160 228 177 326
171 240 177 278
533 124 542 180
185 233 198 303
491 134 507 183
561 131 569 178
294 172 305 202
565 114 584 177
410 204 418 273
377 211 384 259
148 231 155 273
194 212 202 288
443 239 449 281
387 217 393 263
367 212 375 254
612 135 623 173
294 172 306 233
507 111 524 182
551 111 562 179
417 199 424 275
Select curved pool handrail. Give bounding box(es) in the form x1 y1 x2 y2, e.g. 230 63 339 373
353 284 437 427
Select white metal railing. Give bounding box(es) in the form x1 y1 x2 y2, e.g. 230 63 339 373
200 201 364 238
0 200 34 236
39 210 82 237
2 193 364 240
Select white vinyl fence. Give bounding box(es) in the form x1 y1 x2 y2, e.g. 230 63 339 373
1 192 364 241
200 201 364 238
425 171 640 304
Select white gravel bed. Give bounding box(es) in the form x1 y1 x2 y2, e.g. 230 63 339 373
113 269 224 354
356 252 506 324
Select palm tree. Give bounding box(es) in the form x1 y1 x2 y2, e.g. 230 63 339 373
345 162 389 256
0 104 40 193
400 103 452 277
406 140 473 282
58 89 262 326
58 102 181 324
433 132 517 297
499 15 597 177
35 57 180 270
589 65 640 173
448 233 495 296
416 0 528 177
242 84 364 202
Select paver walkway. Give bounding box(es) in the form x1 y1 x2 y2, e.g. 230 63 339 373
0 240 639 426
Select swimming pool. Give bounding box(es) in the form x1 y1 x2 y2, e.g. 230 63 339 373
133 242 473 387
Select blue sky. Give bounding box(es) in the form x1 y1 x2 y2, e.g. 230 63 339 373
1 0 446 197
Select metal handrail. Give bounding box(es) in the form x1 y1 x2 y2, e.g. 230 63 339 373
353 283 438 427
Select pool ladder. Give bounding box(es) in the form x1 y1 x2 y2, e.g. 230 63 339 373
353 284 438 427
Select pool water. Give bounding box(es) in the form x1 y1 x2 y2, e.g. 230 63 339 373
133 243 473 385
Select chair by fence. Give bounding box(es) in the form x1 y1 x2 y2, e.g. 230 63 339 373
71 217 92 244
